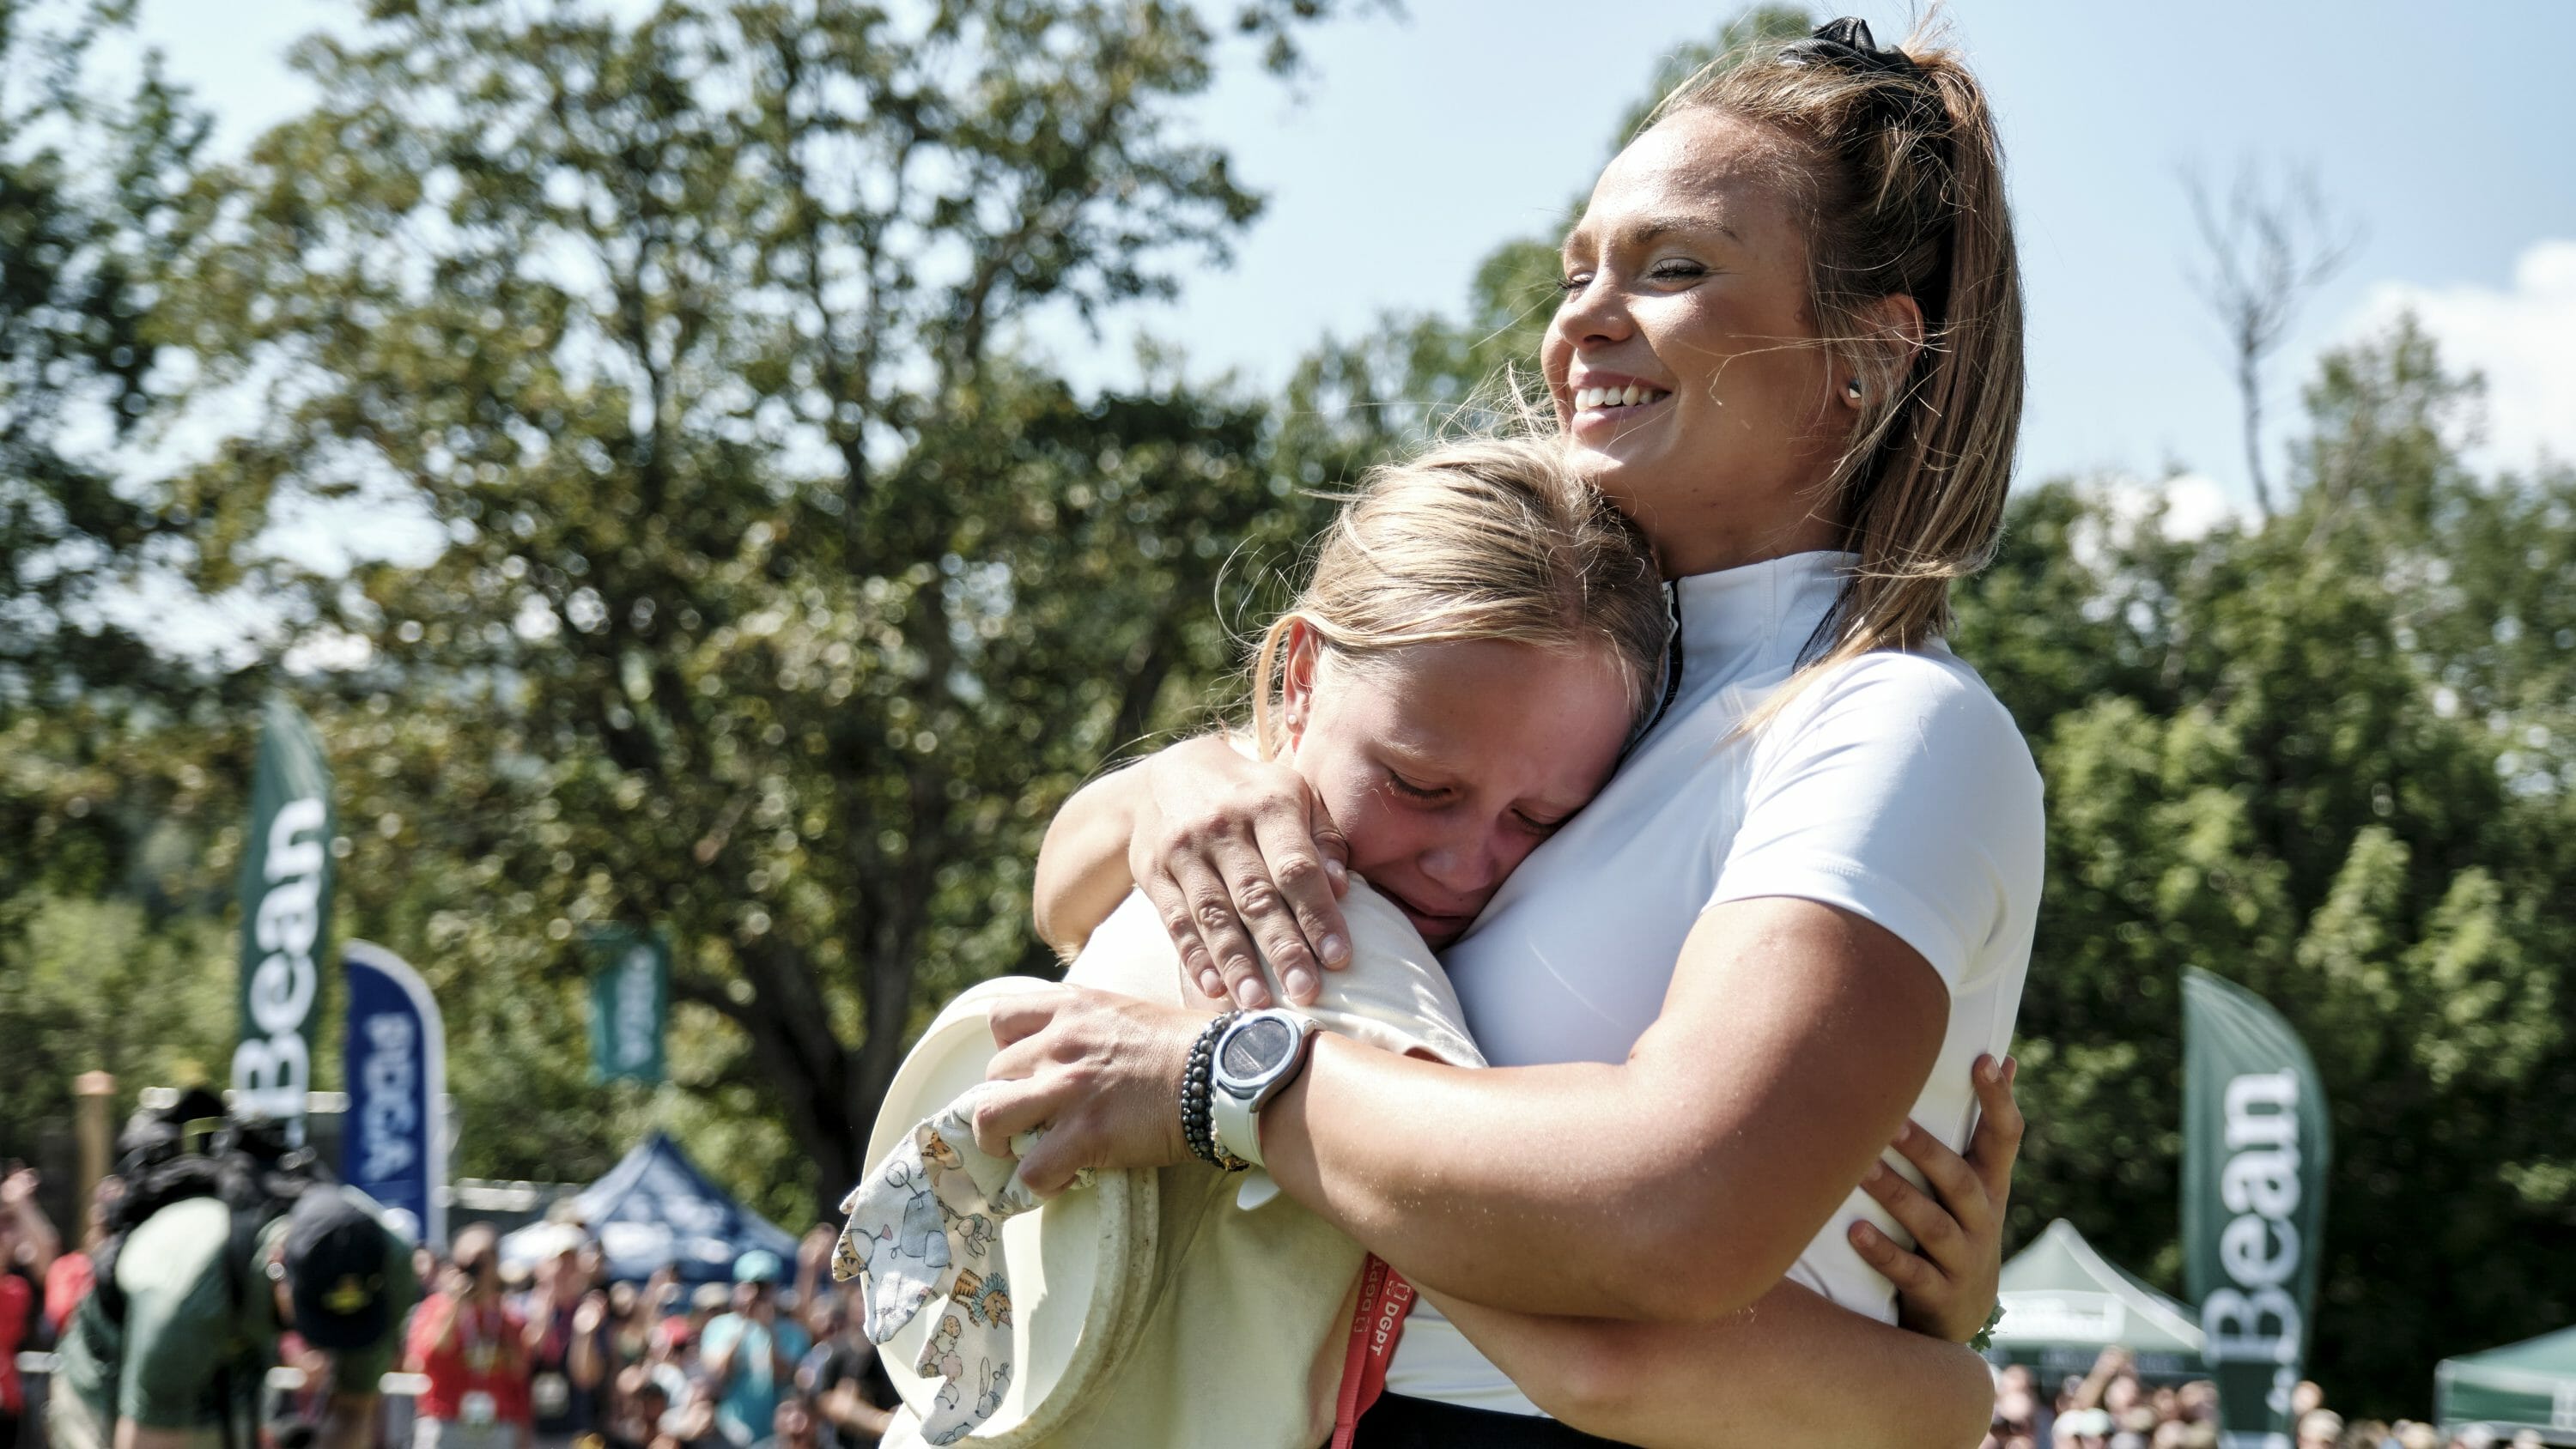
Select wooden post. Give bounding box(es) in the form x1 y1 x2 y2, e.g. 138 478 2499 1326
73 1070 115 1229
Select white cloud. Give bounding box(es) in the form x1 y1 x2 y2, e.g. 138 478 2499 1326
2346 239 2576 474
2068 471 2253 572
2139 471 2244 542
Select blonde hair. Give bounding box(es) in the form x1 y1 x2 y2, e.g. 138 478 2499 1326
1248 436 1668 760
1647 15 2025 703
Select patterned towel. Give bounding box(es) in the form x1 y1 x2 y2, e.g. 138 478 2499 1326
835 1084 1086 1446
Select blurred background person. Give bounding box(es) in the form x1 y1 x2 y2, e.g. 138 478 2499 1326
745 1397 817 1449
604 1368 671 1449
1 1162 58 1449
698 1253 804 1449
405 1226 532 1449
52 1184 416 1449
658 1379 726 1449
516 1230 610 1449
40 1173 110 1339
794 1297 892 1449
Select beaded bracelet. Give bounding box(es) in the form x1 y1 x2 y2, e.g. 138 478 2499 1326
1179 1011 1250 1172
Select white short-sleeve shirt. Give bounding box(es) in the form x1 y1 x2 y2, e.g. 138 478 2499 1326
1383 550 2045 1416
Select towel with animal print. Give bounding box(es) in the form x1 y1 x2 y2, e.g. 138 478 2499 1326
834 1082 1077 1444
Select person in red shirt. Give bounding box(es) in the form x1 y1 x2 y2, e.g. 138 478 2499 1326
405 1227 534 1449
1 1165 64 1449
42 1179 117 1338
0 1235 26 1449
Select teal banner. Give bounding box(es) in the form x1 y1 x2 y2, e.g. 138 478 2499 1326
2184 967 2332 1449
233 697 337 1145
589 925 669 1085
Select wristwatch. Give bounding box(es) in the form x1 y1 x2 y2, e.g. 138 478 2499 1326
1206 1009 1319 1171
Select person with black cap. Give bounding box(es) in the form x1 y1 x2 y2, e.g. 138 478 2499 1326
49 1185 419 1449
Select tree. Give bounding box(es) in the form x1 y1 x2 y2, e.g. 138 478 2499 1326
0 1 300 1163
159 0 1364 1213
2181 159 2360 518
1956 323 2576 1416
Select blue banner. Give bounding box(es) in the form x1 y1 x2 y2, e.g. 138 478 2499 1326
343 939 449 1246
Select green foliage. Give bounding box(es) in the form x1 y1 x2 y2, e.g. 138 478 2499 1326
131 0 1354 1216
0 0 252 949
0 893 234 1150
1959 324 2576 1413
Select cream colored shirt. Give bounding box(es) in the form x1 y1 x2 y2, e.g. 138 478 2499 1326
880 881 1479 1448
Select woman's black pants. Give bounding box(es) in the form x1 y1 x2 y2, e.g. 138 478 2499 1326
1340 1394 1637 1447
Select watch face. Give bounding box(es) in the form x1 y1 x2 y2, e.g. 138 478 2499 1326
1220 1016 1297 1079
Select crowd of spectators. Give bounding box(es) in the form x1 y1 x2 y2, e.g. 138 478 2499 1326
1991 1347 2537 1449
0 1165 896 1449
5 1162 2567 1449
394 1223 896 1449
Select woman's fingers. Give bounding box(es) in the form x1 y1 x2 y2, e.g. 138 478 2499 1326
969 1076 1062 1161
1166 849 1274 1009
1133 855 1224 1001
1132 739 1345 1009
1249 808 1352 1003
1011 1122 1093 1199
984 989 1074 1051
1203 822 1305 1009
1890 1119 1994 1240
1965 1054 2025 1210
1861 1157 1968 1265
1848 1218 1945 1299
976 989 1203 1173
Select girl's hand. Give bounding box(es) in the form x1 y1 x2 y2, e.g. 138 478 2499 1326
973 985 1211 1194
1849 1054 2024 1343
1131 734 1350 1009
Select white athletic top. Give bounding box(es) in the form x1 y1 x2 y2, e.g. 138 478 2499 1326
1383 549 2046 1416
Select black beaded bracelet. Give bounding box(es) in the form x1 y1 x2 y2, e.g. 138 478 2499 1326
1180 1011 1249 1172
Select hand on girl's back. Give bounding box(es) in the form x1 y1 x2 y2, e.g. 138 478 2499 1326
1133 734 1351 1010
1848 1054 2025 1343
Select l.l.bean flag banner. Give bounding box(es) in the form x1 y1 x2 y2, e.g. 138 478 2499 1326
2184 967 2331 1449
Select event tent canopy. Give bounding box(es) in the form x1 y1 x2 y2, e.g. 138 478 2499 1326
2438 1325 2576 1446
500 1131 798 1283
1987 1218 2207 1381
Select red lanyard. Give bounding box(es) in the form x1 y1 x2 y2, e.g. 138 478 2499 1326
1329 1255 1417 1449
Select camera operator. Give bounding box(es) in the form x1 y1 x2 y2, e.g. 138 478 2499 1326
47 1100 418 1449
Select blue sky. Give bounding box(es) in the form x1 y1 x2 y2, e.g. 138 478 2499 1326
131 0 2576 557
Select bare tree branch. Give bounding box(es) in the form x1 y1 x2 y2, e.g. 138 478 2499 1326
2181 157 2363 517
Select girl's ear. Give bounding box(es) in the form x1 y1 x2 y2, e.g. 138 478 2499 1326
1279 618 1321 751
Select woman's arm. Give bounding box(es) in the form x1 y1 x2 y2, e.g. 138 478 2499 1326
3 1167 61 1276
983 897 1947 1322
1431 1067 2023 1448
1433 1284 1991 1449
993 665 2037 1323
1032 735 1350 1003
1031 758 1151 959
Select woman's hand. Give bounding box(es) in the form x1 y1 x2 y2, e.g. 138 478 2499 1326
972 985 1212 1194
1849 1054 2023 1343
1129 734 1351 1009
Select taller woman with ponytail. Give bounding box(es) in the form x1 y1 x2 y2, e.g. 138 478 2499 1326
1643 15 2026 712
999 17 2045 1447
